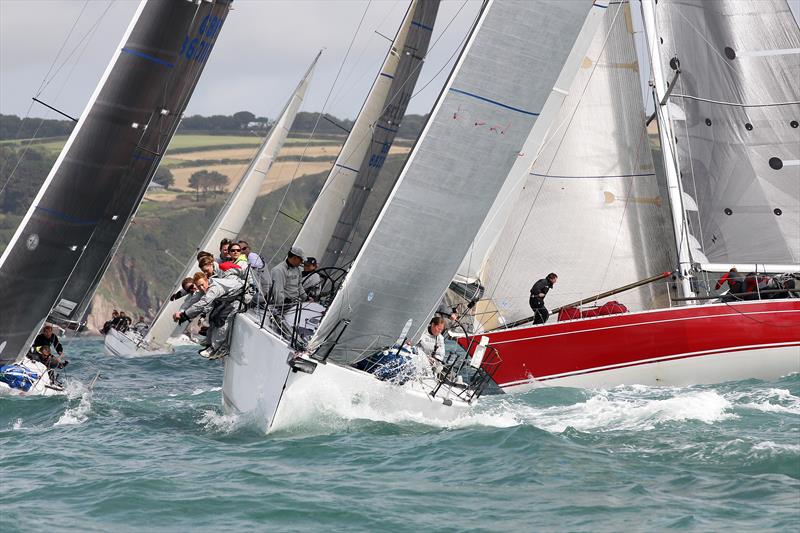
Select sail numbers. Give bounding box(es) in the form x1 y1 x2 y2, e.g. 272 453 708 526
179 14 223 64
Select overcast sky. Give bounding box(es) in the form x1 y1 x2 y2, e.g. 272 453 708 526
2 1 798 122
0 0 483 122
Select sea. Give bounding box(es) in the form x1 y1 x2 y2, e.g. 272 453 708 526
2 337 798 532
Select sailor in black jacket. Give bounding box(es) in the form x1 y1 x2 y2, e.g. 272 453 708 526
32 324 64 356
529 273 558 325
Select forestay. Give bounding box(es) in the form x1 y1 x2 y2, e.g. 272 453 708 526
480 1 675 326
654 0 800 265
309 0 597 364
0 0 232 361
144 53 319 348
293 0 440 266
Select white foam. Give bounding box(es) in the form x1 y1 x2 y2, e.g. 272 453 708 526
192 386 221 396
198 409 240 434
54 391 92 426
752 440 800 453
471 388 736 434
727 388 800 414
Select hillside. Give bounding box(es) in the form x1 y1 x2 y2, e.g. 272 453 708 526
0 111 414 332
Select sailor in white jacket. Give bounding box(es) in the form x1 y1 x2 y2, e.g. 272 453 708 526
417 317 446 360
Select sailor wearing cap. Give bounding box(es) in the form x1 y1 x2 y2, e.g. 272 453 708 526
301 256 322 299
269 245 307 309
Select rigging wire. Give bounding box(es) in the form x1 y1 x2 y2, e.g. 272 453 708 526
257 0 375 256
0 1 115 198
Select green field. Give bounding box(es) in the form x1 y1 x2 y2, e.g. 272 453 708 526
4 134 347 157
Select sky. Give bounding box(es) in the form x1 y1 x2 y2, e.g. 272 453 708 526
2 1 798 122
0 0 483 121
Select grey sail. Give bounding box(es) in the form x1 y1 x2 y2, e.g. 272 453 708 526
309 0 598 364
294 0 440 267
0 0 232 361
144 53 319 349
479 1 676 326
653 0 800 266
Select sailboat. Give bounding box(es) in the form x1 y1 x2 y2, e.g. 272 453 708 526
221 0 611 430
103 52 321 357
0 0 232 394
454 0 800 391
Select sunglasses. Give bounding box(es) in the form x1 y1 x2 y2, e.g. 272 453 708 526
230 248 241 253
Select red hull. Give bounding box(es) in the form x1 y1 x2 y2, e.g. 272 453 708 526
464 300 800 390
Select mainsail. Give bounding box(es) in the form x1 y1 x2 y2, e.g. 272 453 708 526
652 0 799 267
144 53 320 348
479 1 675 325
293 0 440 266
0 0 232 360
309 0 602 364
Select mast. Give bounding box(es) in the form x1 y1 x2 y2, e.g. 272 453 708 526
640 0 695 299
144 52 321 348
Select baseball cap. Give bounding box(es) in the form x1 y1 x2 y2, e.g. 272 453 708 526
289 246 305 260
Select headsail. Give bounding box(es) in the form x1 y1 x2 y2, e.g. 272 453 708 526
293 0 440 266
144 52 320 349
309 0 601 364
652 0 799 267
0 0 232 361
479 1 675 326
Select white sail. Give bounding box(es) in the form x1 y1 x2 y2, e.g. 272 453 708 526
478 1 675 325
144 53 319 348
293 0 439 263
309 0 602 364
652 0 800 266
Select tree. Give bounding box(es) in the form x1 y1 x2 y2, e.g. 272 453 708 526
188 170 209 201
152 166 174 190
233 111 255 128
208 171 229 194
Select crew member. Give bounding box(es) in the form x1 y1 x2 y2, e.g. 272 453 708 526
173 272 244 359
32 324 64 357
270 246 306 309
301 257 322 299
529 273 557 325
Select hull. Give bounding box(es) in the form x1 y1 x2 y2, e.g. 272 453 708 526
223 314 469 433
473 300 800 392
0 358 63 397
103 328 171 357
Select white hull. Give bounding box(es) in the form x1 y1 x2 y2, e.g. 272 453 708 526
103 328 172 357
503 344 800 393
222 314 469 433
0 358 64 397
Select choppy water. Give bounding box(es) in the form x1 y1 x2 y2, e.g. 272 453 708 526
2 338 798 532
